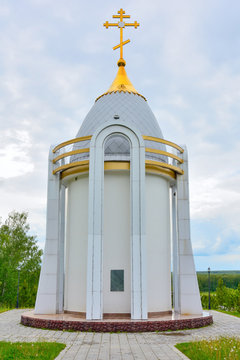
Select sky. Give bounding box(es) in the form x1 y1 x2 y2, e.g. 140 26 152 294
0 0 239 271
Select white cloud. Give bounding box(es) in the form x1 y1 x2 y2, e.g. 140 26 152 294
0 130 34 179
0 4 10 17
195 253 240 271
0 0 239 271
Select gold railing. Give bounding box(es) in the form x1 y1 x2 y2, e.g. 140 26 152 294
52 136 92 153
52 135 184 178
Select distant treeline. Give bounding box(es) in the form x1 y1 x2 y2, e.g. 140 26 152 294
197 271 240 292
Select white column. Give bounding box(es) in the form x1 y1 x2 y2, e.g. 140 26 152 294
172 185 180 313
131 143 147 320
35 146 65 314
56 184 65 313
177 145 202 315
86 137 103 320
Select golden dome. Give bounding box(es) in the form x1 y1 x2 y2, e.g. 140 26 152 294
96 63 146 102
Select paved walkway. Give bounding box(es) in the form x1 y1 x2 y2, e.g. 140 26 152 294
0 310 240 359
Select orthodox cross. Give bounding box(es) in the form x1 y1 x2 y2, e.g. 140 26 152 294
103 9 139 65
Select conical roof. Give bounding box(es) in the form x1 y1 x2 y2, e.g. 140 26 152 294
73 64 166 163
96 64 146 102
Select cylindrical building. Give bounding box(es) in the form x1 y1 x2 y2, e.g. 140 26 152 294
62 84 172 317
34 14 203 320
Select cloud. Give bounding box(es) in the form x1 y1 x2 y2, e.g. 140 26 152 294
0 130 34 179
0 0 239 271
0 4 10 17
195 253 240 271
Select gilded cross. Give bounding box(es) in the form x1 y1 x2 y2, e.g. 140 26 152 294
103 9 140 65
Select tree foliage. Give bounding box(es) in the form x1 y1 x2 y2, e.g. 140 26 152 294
197 272 240 292
0 211 42 308
201 279 240 312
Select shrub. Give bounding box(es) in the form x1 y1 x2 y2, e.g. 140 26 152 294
201 278 240 312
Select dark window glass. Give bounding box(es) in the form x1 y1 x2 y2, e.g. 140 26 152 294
111 270 124 291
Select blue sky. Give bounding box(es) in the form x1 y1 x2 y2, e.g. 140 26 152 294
0 0 239 270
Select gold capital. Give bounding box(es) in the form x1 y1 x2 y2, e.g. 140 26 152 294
103 9 139 66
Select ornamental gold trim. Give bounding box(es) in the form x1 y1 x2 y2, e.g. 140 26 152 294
53 148 90 164
143 136 184 153
52 136 92 153
52 135 184 177
105 161 130 171
145 165 176 179
61 165 90 179
53 160 89 175
145 160 184 175
60 161 176 180
145 148 183 164
95 90 146 102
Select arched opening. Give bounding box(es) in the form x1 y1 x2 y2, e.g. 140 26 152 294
86 123 147 320
104 133 130 160
103 133 131 318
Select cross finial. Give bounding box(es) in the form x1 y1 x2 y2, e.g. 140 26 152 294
103 9 140 66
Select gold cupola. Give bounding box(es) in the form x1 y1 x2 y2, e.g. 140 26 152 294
96 9 146 102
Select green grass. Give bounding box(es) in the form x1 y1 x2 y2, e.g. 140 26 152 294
0 307 33 314
0 341 65 360
0 308 10 314
176 337 240 360
215 309 240 318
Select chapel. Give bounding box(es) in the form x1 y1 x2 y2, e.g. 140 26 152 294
34 9 203 320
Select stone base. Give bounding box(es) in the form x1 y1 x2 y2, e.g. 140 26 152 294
21 311 213 332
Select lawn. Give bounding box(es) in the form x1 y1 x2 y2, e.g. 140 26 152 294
215 309 240 318
0 308 9 314
176 337 240 360
0 341 65 360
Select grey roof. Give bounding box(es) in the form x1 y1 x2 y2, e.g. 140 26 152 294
72 92 167 162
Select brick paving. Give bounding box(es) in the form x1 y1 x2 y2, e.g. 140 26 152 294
0 310 240 359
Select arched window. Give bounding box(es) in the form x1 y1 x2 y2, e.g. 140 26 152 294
104 134 130 160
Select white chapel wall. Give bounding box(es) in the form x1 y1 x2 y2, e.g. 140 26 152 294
64 174 88 313
146 173 171 313
64 171 172 315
